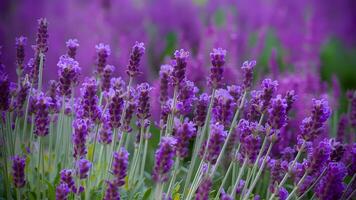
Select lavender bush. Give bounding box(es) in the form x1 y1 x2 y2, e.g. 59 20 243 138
0 16 355 200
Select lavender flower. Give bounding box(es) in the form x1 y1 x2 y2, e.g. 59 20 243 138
126 41 145 77
241 60 256 89
204 123 227 164
107 88 124 129
306 139 332 175
79 78 101 122
36 18 48 53
278 187 288 200
66 39 79 59
195 177 212 200
76 158 92 179
235 180 245 195
212 89 236 127
122 89 137 132
260 79 278 111
60 169 76 193
172 49 189 86
227 85 243 105
102 65 115 92
72 118 89 159
58 55 81 97
268 159 287 192
111 77 126 94
300 98 331 141
33 92 51 137
209 48 226 88
268 95 288 130
136 83 152 122
56 183 70 200
238 119 262 163
28 54 41 85
15 78 30 112
315 162 347 200
152 137 176 183
174 119 196 158
48 80 59 113
284 90 297 113
0 73 10 111
12 155 26 188
177 80 198 116
111 148 129 186
194 93 210 127
159 64 173 104
103 181 120 200
95 43 111 76
15 36 27 71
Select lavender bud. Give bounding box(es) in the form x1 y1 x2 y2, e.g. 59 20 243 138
235 179 245 195
159 64 173 104
111 77 126 92
220 190 233 200
268 95 288 130
95 43 111 76
238 119 262 163
137 83 152 121
72 118 89 159
175 119 196 158
76 158 92 179
48 80 60 113
12 155 26 188
204 123 227 164
15 78 30 112
209 48 226 88
122 89 137 132
60 169 77 193
241 60 256 89
260 79 278 111
278 187 288 200
306 139 332 175
126 41 145 77
36 18 48 53
34 92 51 137
56 183 70 200
107 88 124 129
194 93 210 127
15 36 27 71
103 181 120 200
172 49 189 86
66 39 79 59
212 89 236 127
152 137 176 183
99 122 113 145
111 147 129 186
227 85 243 105
58 55 81 97
195 177 212 200
102 65 115 92
284 90 296 113
80 78 101 122
177 80 198 116
330 139 345 162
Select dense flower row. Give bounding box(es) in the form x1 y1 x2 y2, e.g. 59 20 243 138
0 18 355 200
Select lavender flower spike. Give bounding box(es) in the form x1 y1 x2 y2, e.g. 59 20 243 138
107 88 124 129
175 119 196 158
15 36 27 71
12 155 26 188
126 41 145 77
72 118 89 159
194 93 210 127
268 95 288 130
152 137 176 183
36 18 48 53
102 65 115 92
56 183 70 200
79 77 101 122
60 169 76 193
260 79 278 111
76 158 92 179
58 55 81 98
172 49 189 86
209 48 227 88
204 123 227 164
66 38 79 59
104 181 120 200
137 83 152 122
95 43 111 76
159 64 173 104
195 177 212 200
241 60 256 89
34 92 51 137
111 147 129 186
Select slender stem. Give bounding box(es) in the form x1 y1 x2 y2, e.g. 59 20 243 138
285 171 309 200
38 53 44 90
165 85 179 136
230 159 248 197
140 135 149 179
167 158 180 196
340 173 356 200
345 189 356 200
297 167 327 200
155 183 163 200
214 161 233 200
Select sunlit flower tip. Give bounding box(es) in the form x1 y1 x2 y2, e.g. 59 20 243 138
66 38 79 59
172 49 189 86
57 55 81 97
95 43 111 75
126 41 145 77
241 60 256 89
209 48 227 88
36 18 48 53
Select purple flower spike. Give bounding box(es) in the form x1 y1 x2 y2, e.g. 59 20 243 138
212 89 236 127
284 90 297 113
159 64 173 104
12 155 26 188
66 38 79 59
56 183 70 200
315 162 347 200
126 41 145 77
72 118 89 159
111 148 129 187
0 73 10 111
15 36 27 70
227 85 243 105
175 119 196 158
48 80 59 113
34 92 51 137
111 77 126 93
177 80 198 116
102 65 115 92
172 49 189 86
80 78 101 122
152 136 176 183
36 18 48 53
306 139 332 175
58 55 81 97
300 98 331 141
107 88 124 129
99 123 113 144
123 89 137 132
278 187 288 200
241 60 256 89
209 48 226 88
60 169 76 193
268 95 288 130
137 83 152 121
95 43 111 76
104 181 120 200
195 177 212 200
260 79 278 111
238 119 262 163
76 158 92 179
15 78 30 112
204 123 227 164
194 93 210 127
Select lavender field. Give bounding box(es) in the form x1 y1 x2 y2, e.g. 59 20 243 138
0 0 356 200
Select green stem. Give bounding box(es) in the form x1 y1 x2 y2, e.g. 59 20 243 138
285 171 309 200
140 131 149 179
155 183 163 200
167 158 180 196
214 161 233 200
38 53 44 90
230 159 248 197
